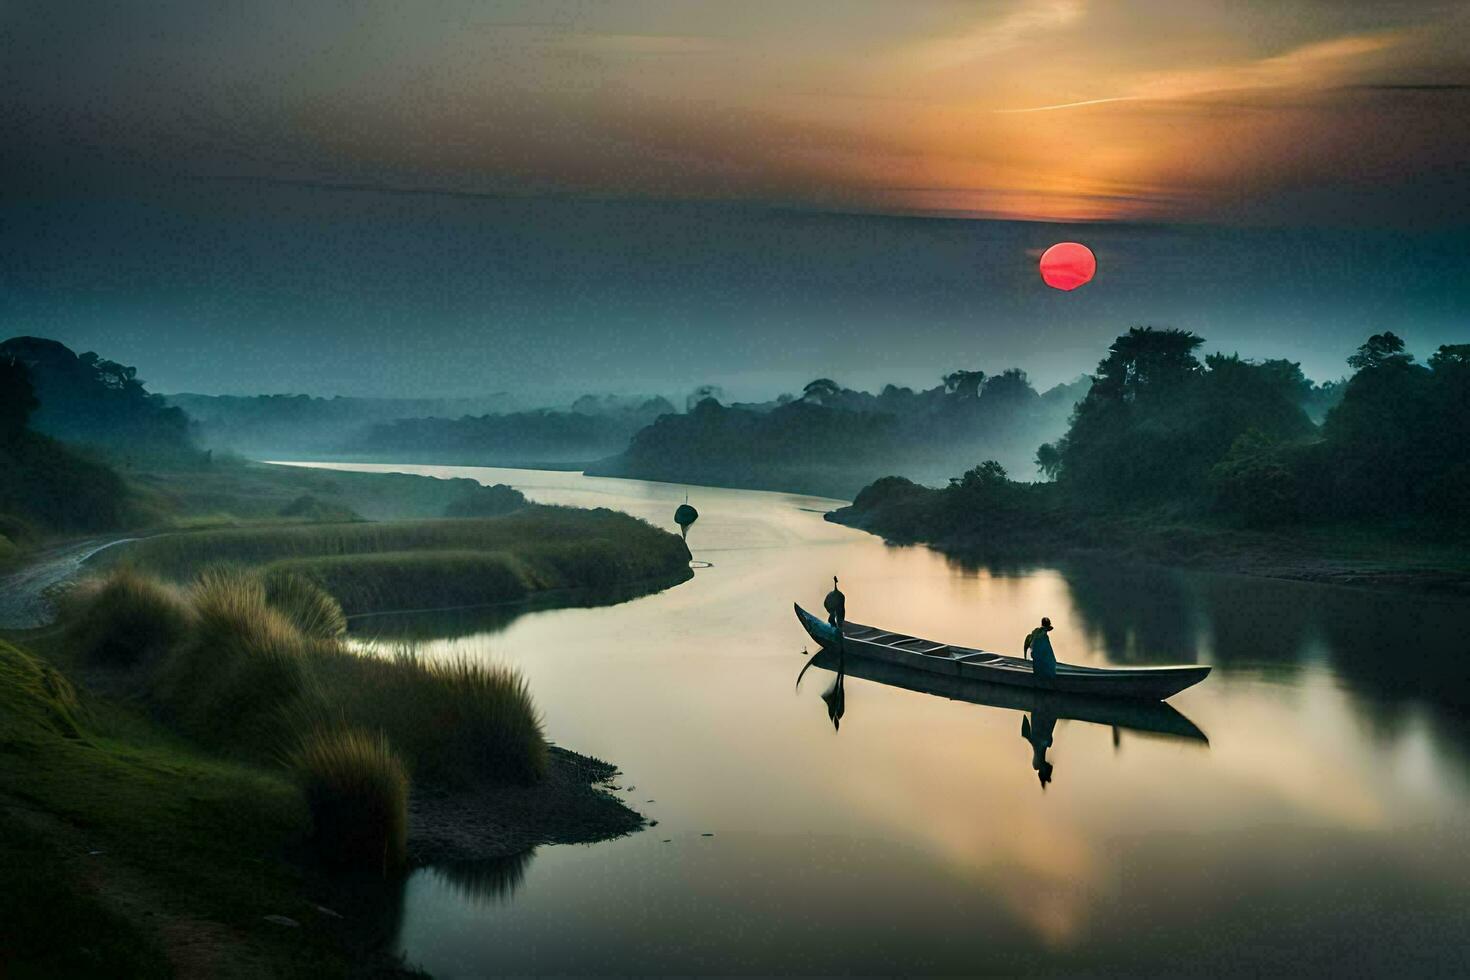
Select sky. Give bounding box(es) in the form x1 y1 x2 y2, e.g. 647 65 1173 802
2 1 1467 399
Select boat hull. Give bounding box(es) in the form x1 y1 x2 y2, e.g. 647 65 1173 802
795 604 1209 702
803 648 1207 742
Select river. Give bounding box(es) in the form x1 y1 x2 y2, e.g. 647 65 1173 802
285 462 1470 976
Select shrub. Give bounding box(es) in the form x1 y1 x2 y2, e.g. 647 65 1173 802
1210 430 1303 527
150 569 308 749
61 566 196 668
259 568 347 639
289 727 409 872
277 495 361 523
310 647 547 786
442 483 526 518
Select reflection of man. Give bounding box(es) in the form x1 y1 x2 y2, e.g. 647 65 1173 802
1021 709 1056 788
1024 616 1057 684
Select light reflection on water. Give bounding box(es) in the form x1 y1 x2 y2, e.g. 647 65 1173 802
283 463 1470 976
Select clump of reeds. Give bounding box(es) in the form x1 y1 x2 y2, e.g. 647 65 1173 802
289 727 409 872
311 646 547 786
60 566 196 668
150 568 308 747
260 568 347 639
56 563 550 791
264 551 530 616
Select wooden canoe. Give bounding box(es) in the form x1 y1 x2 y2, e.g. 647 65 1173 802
795 604 1209 702
801 647 1208 742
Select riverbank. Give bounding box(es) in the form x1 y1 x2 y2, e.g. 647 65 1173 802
0 484 694 975
829 479 1470 596
0 628 646 976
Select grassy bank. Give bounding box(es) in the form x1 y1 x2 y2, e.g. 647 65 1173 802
126 458 527 528
102 505 693 614
63 567 550 788
831 475 1470 594
0 636 380 977
2 552 650 973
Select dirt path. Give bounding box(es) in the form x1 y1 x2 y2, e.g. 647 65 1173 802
0 537 137 629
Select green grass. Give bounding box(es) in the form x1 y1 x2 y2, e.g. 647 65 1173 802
60 565 197 668
124 457 528 528
0 810 172 977
112 505 685 578
0 638 350 977
15 556 554 970
261 567 348 639
151 569 312 752
308 647 547 786
61 564 551 787
100 504 692 616
269 550 535 615
289 728 409 873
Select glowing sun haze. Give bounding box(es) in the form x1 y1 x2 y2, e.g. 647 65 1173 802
6 0 1469 227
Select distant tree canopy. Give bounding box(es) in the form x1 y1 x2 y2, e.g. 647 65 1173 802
0 337 196 464
359 401 668 464
1043 328 1313 506
589 369 1081 498
1030 326 1469 527
1317 339 1470 521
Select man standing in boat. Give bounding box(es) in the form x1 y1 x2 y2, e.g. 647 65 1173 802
1024 617 1057 684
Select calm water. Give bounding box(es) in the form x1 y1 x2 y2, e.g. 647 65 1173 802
288 463 1470 976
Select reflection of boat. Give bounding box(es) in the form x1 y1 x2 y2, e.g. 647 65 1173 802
795 604 1210 702
803 648 1208 742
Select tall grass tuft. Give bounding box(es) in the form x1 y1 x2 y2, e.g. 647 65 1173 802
310 647 547 786
289 727 409 872
150 568 308 749
260 568 347 639
57 562 551 792
61 566 196 668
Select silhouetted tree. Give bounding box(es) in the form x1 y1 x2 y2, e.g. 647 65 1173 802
1092 326 1204 403
802 378 842 403
1346 331 1411 371
1035 442 1061 480
1050 328 1312 507
942 370 986 399
0 358 38 442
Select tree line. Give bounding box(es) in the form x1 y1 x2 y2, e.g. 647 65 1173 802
1036 327 1468 526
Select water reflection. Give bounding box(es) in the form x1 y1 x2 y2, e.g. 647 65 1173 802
283 464 1470 976
1021 708 1057 788
347 579 688 642
821 654 846 730
1056 558 1470 762
798 647 1208 789
426 850 536 908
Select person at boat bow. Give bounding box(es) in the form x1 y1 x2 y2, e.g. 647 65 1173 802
1024 617 1057 683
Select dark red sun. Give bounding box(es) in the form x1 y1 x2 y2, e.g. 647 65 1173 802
1039 242 1096 291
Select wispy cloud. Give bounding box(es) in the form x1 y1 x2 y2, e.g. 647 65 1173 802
996 30 1404 112
902 0 1085 71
